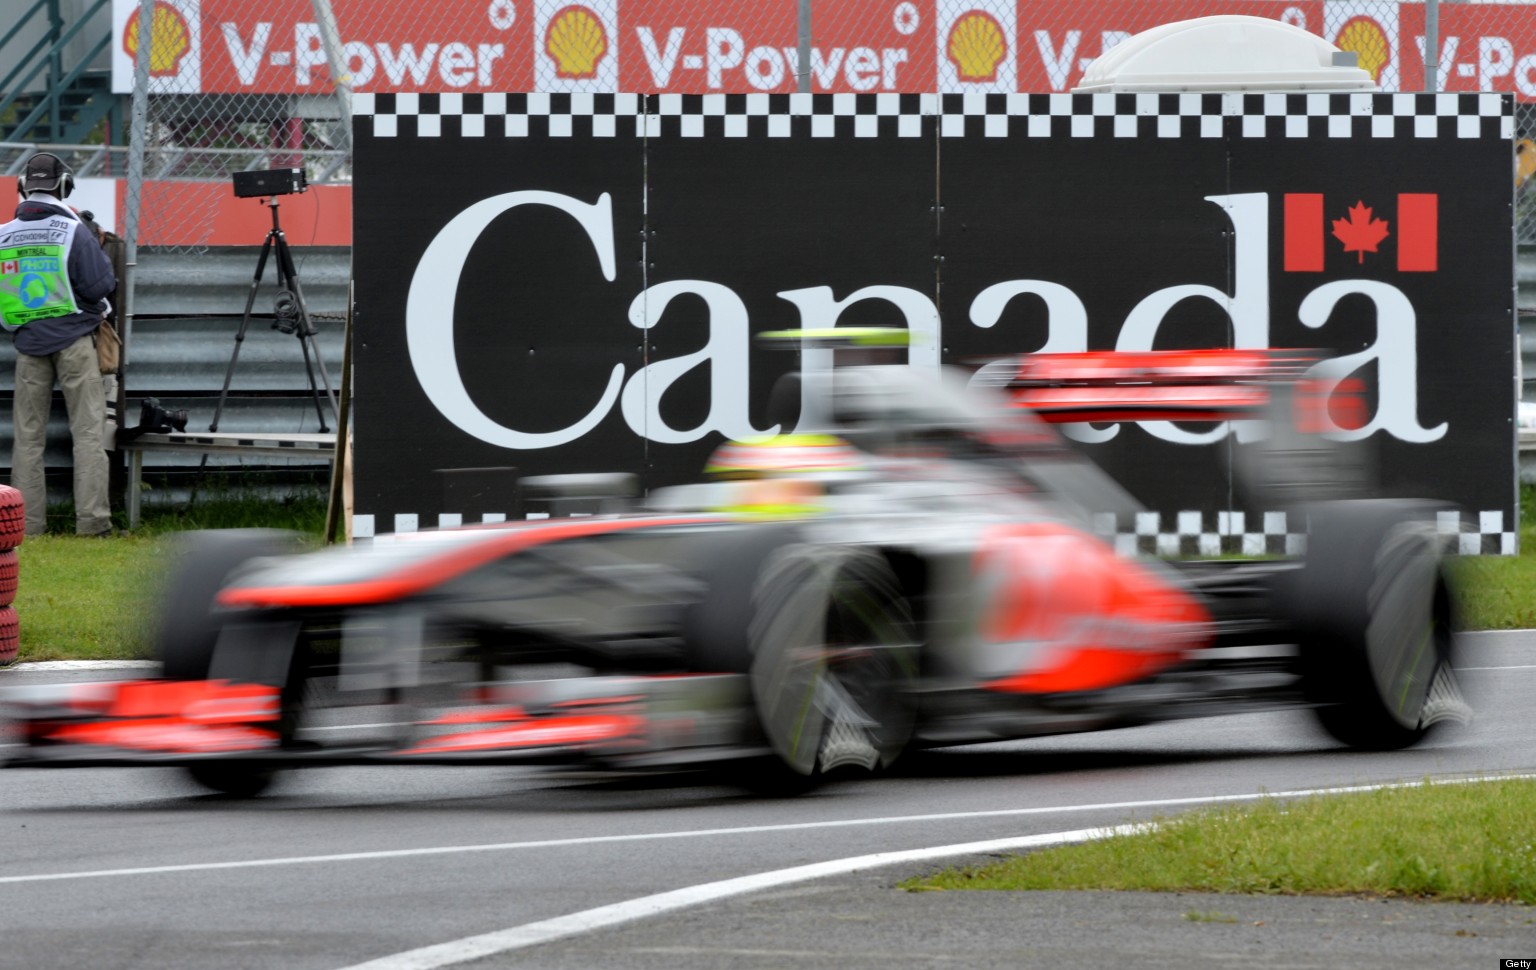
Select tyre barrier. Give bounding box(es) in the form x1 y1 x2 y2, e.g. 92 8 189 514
0 485 23 551
0 484 22 665
0 605 16 665
0 549 16 608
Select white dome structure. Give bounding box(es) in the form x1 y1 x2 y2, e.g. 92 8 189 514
1073 15 1375 94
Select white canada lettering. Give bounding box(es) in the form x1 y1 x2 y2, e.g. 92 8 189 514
777 285 941 430
408 190 1435 450
1298 281 1445 442
624 282 773 443
967 281 1098 441
222 22 272 85
1116 193 1270 445
407 192 621 449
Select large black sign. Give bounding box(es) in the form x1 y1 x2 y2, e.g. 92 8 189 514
352 91 1515 550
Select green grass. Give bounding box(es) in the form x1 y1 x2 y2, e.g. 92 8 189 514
901 779 1536 903
10 487 327 662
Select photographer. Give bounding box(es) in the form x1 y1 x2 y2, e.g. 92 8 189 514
0 153 115 537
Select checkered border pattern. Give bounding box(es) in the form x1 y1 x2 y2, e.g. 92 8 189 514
934 91 1511 140
1090 508 1517 557
354 91 1511 140
353 508 1516 555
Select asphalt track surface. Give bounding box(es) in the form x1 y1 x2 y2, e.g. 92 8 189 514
2 632 1533 970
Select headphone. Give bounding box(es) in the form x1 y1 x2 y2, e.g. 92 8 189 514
19 152 74 199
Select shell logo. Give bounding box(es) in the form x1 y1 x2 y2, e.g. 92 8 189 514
121 1 192 78
1335 15 1390 82
947 10 1008 83
545 5 608 79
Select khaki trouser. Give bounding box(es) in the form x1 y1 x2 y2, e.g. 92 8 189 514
11 333 111 536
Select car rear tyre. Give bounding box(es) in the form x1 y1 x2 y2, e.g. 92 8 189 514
1289 500 1462 750
747 545 919 788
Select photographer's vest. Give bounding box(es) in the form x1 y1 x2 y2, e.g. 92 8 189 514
0 211 81 329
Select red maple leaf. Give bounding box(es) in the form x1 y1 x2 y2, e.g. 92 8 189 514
1331 201 1390 264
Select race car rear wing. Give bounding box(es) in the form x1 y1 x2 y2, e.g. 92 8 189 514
992 348 1374 506
998 349 1339 425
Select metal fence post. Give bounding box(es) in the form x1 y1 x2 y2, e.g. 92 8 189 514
1425 0 1439 93
119 0 156 436
797 0 811 94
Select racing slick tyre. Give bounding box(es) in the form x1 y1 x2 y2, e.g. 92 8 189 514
0 548 17 607
0 485 24 549
682 526 804 674
155 530 301 797
745 544 920 793
1287 500 1463 751
156 529 298 681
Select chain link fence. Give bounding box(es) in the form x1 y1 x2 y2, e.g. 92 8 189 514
112 0 1536 250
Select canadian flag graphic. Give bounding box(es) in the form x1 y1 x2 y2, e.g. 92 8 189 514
0 260 17 276
1283 193 1438 273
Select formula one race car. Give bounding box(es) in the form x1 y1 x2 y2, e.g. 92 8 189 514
1 341 1470 796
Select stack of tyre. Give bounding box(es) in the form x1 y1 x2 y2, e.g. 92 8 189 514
0 485 21 664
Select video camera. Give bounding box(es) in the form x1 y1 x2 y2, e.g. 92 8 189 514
232 168 308 199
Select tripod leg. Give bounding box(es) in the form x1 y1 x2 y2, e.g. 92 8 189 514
211 231 276 434
273 233 340 429
297 328 330 433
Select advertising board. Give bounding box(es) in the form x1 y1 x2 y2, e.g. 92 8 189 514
351 92 1516 550
114 1 1534 99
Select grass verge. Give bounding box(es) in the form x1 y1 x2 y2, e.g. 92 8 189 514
10 488 327 662
901 778 1536 903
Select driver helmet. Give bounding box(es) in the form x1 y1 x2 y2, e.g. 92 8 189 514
703 433 865 517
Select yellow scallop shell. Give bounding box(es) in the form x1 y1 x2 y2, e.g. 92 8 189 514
1336 17 1389 81
123 1 191 77
948 11 1007 82
546 6 608 79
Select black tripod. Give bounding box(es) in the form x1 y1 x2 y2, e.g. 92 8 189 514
211 197 339 434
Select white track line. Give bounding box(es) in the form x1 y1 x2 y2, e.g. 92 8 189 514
334 772 1536 970
4 774 1532 891
333 824 1148 970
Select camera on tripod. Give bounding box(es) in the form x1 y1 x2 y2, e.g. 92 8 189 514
232 168 308 199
